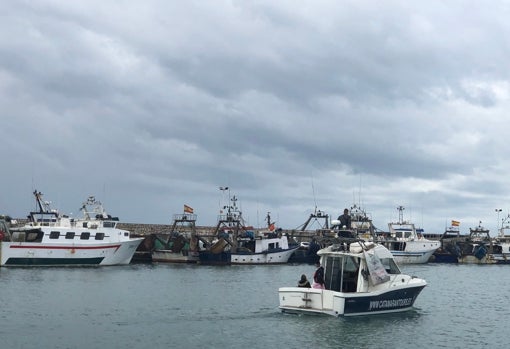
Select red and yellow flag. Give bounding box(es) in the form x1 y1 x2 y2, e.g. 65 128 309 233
451 220 460 227
184 204 194 214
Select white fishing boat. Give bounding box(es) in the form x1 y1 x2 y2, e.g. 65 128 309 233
278 239 427 317
199 194 298 265
379 206 440 264
232 228 299 265
0 190 143 266
493 215 510 262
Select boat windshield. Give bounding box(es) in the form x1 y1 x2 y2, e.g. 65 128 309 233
379 257 401 274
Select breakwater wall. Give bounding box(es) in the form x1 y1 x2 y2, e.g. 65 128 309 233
117 222 215 236
118 222 315 241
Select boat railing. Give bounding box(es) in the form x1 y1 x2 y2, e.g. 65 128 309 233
173 213 197 222
216 213 243 222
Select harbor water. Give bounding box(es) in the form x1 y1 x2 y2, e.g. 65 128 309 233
1 262 508 348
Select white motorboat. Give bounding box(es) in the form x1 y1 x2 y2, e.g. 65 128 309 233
0 190 143 266
278 239 427 316
379 206 440 264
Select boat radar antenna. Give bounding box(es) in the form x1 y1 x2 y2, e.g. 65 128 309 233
219 186 229 214
80 195 108 220
397 205 405 224
33 190 52 213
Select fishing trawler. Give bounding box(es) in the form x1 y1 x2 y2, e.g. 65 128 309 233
198 193 298 265
151 208 202 263
0 190 143 266
377 206 440 264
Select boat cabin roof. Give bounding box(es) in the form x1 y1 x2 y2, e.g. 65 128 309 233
318 242 394 260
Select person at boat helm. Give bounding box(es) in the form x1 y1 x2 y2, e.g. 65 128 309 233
338 208 351 229
312 262 325 289
298 274 311 288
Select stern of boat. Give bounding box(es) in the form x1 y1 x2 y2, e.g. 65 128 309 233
279 287 342 316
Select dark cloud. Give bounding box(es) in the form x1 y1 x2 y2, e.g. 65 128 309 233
2 1 510 234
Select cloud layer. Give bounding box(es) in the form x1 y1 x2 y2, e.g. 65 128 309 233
2 1 510 234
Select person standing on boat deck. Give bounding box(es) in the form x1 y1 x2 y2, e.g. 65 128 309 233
312 262 325 289
338 208 351 229
298 274 311 288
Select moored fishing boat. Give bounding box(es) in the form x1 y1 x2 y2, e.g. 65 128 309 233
278 238 427 316
430 221 465 263
455 222 510 264
197 195 243 265
429 218 510 264
198 193 298 265
288 208 328 264
493 215 510 261
151 208 202 264
231 227 299 265
377 206 440 264
0 190 143 266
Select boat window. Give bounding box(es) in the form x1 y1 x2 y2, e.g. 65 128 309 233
26 230 43 242
268 242 275 250
341 257 360 292
49 231 60 239
65 232 75 239
323 256 342 291
95 233 105 240
80 232 90 240
103 221 116 228
380 257 401 274
344 256 359 272
82 222 88 228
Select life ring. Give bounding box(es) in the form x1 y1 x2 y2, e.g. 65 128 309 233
0 230 5 241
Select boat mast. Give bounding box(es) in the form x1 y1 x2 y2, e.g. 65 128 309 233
33 190 51 213
397 205 405 224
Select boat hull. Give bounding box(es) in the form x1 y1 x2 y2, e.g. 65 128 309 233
152 249 199 263
0 238 143 266
430 252 459 263
231 247 298 265
457 254 510 264
288 246 320 264
279 282 426 317
198 251 231 265
391 248 437 264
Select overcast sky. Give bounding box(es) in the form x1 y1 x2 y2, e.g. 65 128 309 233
2 1 510 234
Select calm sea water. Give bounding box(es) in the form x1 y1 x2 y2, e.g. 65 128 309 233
0 262 508 349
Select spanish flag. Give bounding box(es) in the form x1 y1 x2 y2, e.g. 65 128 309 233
184 204 194 214
451 220 460 227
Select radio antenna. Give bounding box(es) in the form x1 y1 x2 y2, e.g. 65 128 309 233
311 174 317 212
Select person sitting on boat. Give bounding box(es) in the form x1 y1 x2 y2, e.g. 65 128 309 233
338 208 351 229
298 274 311 288
312 262 325 289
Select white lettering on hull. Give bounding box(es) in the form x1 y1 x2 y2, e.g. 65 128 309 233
369 297 413 310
